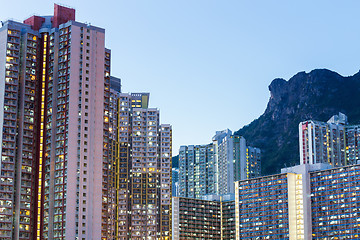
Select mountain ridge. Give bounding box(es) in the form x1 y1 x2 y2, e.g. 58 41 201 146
235 68 360 175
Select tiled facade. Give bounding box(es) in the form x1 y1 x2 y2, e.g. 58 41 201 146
235 174 290 239
310 165 360 239
172 197 222 240
232 163 360 240
221 200 235 240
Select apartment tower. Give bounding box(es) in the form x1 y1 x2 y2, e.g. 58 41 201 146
109 92 172 239
299 113 360 166
178 144 216 198
0 4 112 239
213 129 235 195
178 130 261 199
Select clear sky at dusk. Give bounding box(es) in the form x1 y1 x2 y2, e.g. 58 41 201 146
2 1 360 155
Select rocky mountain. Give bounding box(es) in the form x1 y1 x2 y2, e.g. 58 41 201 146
235 69 360 175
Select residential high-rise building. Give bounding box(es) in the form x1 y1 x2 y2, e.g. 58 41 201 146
172 167 179 197
1 4 172 240
345 125 360 165
232 135 247 181
246 146 261 179
235 173 292 239
178 144 215 198
178 130 261 199
299 113 347 166
232 162 360 240
0 4 139 240
232 135 261 181
213 130 261 195
172 197 222 240
221 199 236 240
172 195 235 240
0 19 40 240
213 129 235 195
299 113 360 166
174 162 360 240
109 92 172 239
309 164 360 238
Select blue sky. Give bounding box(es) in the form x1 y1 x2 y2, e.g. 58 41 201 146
2 1 360 155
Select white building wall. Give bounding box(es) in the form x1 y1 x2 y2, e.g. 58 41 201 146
213 129 234 195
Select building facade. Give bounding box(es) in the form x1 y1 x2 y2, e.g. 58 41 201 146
172 167 179 197
235 173 291 239
213 129 235 195
310 165 360 238
299 113 360 166
246 146 261 179
172 197 222 240
109 92 172 239
178 131 261 199
345 125 360 166
232 135 261 181
233 163 360 240
0 4 112 239
0 20 40 240
221 200 235 240
0 4 172 240
172 196 235 240
178 144 215 199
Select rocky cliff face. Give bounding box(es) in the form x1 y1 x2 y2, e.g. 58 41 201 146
235 69 360 175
